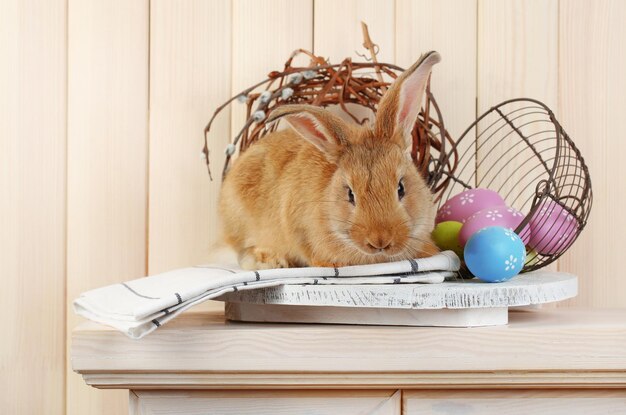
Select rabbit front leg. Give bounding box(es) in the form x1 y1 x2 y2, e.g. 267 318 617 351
239 246 290 270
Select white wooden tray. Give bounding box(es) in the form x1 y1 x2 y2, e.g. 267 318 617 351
218 272 577 327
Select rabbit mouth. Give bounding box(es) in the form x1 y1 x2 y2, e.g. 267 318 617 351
354 242 404 257
332 229 406 259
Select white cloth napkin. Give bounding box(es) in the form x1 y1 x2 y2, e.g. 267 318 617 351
73 251 460 339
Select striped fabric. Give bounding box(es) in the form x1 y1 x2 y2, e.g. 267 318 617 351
73 251 460 339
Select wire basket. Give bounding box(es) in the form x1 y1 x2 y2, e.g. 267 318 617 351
430 98 592 272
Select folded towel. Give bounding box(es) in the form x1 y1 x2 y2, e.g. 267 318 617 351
73 251 460 339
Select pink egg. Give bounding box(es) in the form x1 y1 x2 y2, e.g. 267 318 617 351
436 188 506 224
459 206 531 246
528 200 578 255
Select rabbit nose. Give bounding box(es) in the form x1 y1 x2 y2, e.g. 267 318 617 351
366 234 393 251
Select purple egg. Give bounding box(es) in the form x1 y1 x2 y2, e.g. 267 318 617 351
528 200 578 254
436 188 506 224
459 206 531 246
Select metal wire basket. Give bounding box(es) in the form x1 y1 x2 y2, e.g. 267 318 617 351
430 98 592 272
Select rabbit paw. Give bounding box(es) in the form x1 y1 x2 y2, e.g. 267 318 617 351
239 247 289 270
310 259 346 268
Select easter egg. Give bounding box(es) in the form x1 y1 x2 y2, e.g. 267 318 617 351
436 188 506 224
525 248 541 267
528 200 578 255
464 226 526 283
459 206 531 246
431 221 464 258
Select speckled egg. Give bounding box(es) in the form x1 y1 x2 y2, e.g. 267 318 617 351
431 221 464 258
459 206 531 246
436 188 506 224
528 200 578 255
464 226 526 283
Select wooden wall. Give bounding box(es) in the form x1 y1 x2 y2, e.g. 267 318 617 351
1 0 624 413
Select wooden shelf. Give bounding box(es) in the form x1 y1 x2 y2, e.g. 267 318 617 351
71 308 626 389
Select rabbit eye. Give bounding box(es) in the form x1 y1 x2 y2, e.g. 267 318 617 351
398 180 405 200
347 187 355 205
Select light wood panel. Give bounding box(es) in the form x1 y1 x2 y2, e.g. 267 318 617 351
314 0 394 63
131 390 400 415
478 0 558 109
313 0 393 125
558 0 626 307
231 0 313 145
149 0 232 278
66 1 149 414
396 0 477 140
0 0 67 413
403 390 626 415
73 309 626 379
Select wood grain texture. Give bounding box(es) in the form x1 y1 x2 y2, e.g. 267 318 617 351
557 0 626 307
314 0 394 63
230 0 313 148
313 0 393 125
66 1 149 414
131 390 400 415
478 0 558 109
0 0 67 413
72 308 626 390
220 272 577 308
403 390 626 415
149 0 232 284
396 0 477 140
86 370 626 390
225 302 509 327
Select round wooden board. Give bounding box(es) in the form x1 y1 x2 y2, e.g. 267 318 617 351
219 272 577 327
220 271 578 309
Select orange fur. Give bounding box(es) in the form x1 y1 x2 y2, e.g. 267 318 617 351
219 52 442 269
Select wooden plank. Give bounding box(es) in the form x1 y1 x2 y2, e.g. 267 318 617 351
230 0 313 147
132 390 400 415
84 370 626 390
149 0 232 281
226 302 510 327
220 272 577 309
72 309 626 385
313 0 393 125
403 390 626 415
396 0 477 140
66 1 149 414
0 0 66 413
314 0 394 63
478 0 558 111
558 0 626 307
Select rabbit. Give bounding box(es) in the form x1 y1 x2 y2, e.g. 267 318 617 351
219 51 441 270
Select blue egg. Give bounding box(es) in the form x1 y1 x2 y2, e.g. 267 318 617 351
464 226 526 283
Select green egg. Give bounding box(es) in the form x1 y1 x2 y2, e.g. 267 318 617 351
431 221 464 258
525 248 540 267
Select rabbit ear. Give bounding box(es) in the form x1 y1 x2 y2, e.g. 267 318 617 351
375 51 441 150
267 105 348 158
